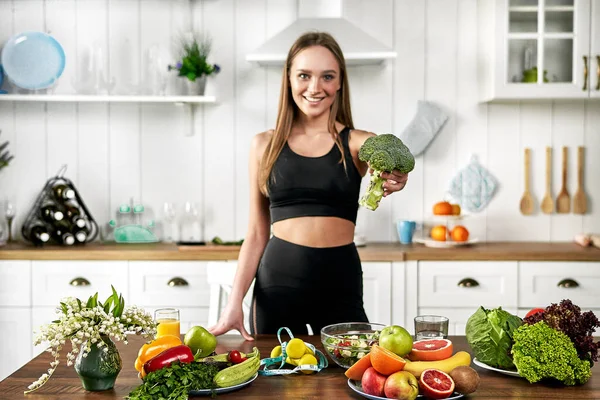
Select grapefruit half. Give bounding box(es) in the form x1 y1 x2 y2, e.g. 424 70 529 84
419 368 455 399
408 338 453 361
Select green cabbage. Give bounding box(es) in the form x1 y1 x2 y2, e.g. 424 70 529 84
465 306 523 370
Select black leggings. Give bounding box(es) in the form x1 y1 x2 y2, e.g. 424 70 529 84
250 236 369 335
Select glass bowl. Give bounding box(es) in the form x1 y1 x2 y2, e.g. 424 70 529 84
320 322 385 369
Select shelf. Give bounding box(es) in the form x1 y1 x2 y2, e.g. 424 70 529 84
0 94 216 104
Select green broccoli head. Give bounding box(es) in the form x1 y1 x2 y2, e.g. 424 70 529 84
511 321 591 386
357 134 415 211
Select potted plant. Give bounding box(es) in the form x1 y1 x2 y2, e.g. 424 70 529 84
25 286 156 394
168 32 220 95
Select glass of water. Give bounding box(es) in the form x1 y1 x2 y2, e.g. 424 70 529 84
414 315 449 340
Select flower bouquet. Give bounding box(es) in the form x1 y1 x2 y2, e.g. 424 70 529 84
26 286 156 393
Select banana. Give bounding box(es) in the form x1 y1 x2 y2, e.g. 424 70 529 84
403 351 471 378
213 347 261 388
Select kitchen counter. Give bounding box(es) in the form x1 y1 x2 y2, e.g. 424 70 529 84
0 241 599 261
0 335 598 399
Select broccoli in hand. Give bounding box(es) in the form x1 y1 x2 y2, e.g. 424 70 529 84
358 134 415 210
511 321 591 386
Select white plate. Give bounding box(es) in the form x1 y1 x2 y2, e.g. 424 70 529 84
188 372 258 396
347 379 464 400
473 358 521 378
414 238 479 248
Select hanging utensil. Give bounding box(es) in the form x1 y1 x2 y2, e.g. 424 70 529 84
573 146 587 214
556 146 571 214
540 147 554 214
520 148 535 215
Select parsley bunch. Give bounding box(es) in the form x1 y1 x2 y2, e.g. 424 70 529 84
126 361 220 400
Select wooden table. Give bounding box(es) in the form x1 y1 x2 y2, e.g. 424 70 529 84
1 335 599 399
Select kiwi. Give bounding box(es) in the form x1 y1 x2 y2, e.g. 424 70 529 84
449 365 480 394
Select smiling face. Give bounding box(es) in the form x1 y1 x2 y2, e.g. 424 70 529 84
289 45 341 120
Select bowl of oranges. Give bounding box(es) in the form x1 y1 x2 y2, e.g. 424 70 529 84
414 201 477 248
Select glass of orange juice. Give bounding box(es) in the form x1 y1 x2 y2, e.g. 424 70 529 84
154 308 180 338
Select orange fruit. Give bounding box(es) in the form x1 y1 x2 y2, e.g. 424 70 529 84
451 226 469 242
451 204 461 215
433 201 453 215
370 344 407 375
408 339 453 361
345 353 372 380
430 225 447 241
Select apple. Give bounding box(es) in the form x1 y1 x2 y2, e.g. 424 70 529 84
384 371 419 400
379 325 413 357
361 367 387 397
184 326 217 358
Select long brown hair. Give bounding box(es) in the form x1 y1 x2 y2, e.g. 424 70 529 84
259 32 354 195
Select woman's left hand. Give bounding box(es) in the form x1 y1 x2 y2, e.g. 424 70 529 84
373 170 409 197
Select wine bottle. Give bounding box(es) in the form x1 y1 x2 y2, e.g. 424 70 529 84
53 183 75 201
29 224 50 246
40 202 64 222
52 220 75 245
74 229 87 243
72 216 86 229
63 200 81 219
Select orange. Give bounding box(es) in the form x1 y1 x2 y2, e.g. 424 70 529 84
408 339 453 361
345 353 372 380
370 344 406 375
433 201 453 215
451 226 469 242
451 204 461 216
430 225 447 241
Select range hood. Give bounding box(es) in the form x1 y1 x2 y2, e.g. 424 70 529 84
246 0 396 66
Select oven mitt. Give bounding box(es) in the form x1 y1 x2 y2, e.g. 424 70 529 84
259 327 328 376
399 100 449 156
448 155 498 213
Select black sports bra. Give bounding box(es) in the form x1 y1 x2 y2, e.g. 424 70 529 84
268 127 362 224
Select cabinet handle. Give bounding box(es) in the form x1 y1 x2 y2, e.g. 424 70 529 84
168 277 189 287
596 55 600 91
457 278 479 288
583 55 588 91
557 278 579 288
69 277 91 287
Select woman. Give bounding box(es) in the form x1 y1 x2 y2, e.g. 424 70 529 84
208 32 409 340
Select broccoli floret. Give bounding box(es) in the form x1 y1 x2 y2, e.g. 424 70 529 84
358 134 415 210
511 321 591 386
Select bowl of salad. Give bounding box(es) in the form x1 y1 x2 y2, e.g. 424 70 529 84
320 322 384 369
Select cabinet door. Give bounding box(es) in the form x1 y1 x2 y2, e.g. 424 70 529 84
362 262 391 326
0 260 31 306
493 0 591 99
591 0 600 98
0 307 32 381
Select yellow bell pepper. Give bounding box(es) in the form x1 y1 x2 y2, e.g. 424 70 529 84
134 334 182 373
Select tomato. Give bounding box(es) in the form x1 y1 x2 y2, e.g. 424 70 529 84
525 307 545 318
228 350 244 364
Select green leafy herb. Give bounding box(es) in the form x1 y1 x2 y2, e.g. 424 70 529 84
125 361 220 400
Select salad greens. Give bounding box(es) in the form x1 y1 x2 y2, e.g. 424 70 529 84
324 331 380 368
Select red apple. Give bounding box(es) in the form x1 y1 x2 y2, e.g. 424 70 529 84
384 371 419 400
361 367 387 397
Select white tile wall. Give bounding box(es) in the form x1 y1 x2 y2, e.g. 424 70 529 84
0 0 598 244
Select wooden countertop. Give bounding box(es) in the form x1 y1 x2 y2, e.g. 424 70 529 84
1 335 599 399
0 241 599 261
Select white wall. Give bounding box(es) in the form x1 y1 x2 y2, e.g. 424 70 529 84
0 0 598 244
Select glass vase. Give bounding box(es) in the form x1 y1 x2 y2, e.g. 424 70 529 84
74 335 122 391
186 75 207 96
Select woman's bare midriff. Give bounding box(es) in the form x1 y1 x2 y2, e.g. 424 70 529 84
272 216 356 248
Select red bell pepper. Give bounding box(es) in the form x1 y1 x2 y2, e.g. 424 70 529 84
143 345 194 374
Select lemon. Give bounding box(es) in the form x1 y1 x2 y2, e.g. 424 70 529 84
270 345 282 358
298 354 318 374
286 338 306 359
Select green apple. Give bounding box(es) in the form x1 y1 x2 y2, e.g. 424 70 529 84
379 325 413 357
184 325 217 358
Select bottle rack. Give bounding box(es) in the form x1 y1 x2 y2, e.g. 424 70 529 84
21 166 99 246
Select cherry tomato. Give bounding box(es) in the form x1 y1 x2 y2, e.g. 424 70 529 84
525 307 545 319
228 350 244 364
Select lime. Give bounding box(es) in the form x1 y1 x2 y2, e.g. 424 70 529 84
286 338 306 359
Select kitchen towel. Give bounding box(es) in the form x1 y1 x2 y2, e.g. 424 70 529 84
399 100 449 156
448 155 498 213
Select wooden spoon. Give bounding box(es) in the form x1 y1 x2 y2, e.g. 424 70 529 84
556 146 571 214
573 146 587 214
540 147 554 214
520 148 535 215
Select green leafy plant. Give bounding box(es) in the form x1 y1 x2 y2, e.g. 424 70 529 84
168 33 220 82
0 130 14 172
25 286 156 394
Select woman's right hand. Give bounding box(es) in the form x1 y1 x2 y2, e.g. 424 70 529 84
208 302 254 341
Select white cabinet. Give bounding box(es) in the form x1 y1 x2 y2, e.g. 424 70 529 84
479 0 598 101
362 262 392 326
0 261 32 381
589 1 600 98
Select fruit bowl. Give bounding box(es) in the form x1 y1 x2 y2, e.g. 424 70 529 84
320 322 385 369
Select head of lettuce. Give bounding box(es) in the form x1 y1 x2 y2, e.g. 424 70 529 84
465 306 523 370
